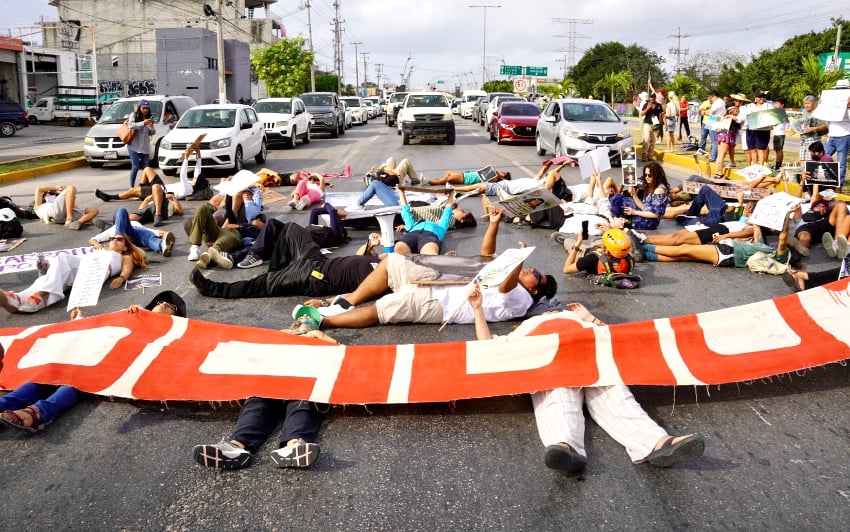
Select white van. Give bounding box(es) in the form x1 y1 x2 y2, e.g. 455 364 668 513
460 89 487 119
83 95 197 168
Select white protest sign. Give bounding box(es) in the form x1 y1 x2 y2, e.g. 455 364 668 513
749 192 804 232
66 252 111 311
214 169 261 196
473 246 536 288
735 164 774 182
492 187 562 219
577 147 611 180
812 90 850 122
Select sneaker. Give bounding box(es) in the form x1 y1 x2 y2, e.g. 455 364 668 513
162 232 175 257
1 290 22 314
270 438 319 468
237 254 264 269
822 233 837 258
95 189 111 202
696 148 708 157
629 228 647 243
153 214 163 227
92 217 112 231
836 235 849 259
188 245 201 261
629 233 646 263
208 247 234 269
17 294 47 313
295 196 310 210
65 220 81 231
786 235 810 257
723 162 737 168
192 440 252 470
189 266 213 295
288 198 298 209
543 443 587 473
197 252 211 269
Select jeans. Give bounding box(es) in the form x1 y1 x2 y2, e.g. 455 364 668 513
229 397 324 453
681 186 727 226
309 203 345 238
357 180 399 207
699 125 709 151
128 148 150 188
113 207 163 252
0 382 80 424
825 135 850 187
709 129 719 162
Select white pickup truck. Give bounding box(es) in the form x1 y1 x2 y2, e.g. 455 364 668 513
28 96 95 126
397 92 455 145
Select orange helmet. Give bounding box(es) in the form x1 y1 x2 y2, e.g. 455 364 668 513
602 228 631 258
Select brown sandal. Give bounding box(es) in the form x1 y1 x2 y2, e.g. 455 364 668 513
0 405 45 433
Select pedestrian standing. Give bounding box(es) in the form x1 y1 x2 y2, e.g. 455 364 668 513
126 99 156 188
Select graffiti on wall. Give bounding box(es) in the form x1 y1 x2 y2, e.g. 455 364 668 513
99 80 123 94
98 80 157 97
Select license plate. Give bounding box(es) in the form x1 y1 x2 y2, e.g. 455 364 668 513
104 151 117 160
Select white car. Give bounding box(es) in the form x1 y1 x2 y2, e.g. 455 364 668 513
397 92 455 145
363 100 376 119
485 95 523 128
253 97 311 149
340 97 368 125
341 101 354 129
365 96 383 116
158 104 267 174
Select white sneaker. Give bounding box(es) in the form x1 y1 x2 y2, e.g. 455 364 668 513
295 195 310 210
823 233 837 258
188 245 200 261
270 438 319 468
192 440 252 470
197 252 211 269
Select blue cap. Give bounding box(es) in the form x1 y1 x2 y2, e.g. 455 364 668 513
138 99 150 108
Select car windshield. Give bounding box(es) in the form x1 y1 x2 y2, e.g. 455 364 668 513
254 101 291 114
562 103 620 122
464 95 482 102
177 108 237 129
341 98 361 106
301 95 334 106
390 93 408 103
501 104 541 116
407 95 446 107
100 101 163 124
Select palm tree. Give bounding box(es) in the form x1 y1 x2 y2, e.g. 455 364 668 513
669 74 701 101
557 77 577 98
789 54 845 106
593 71 634 105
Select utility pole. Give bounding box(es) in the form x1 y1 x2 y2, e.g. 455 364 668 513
361 51 370 86
305 0 315 91
553 18 592 77
469 4 501 87
351 41 362 93
375 63 383 93
216 0 226 103
833 22 843 70
668 26 689 75
332 0 343 94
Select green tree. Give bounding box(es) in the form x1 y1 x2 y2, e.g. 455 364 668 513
315 73 339 93
251 37 313 97
483 80 514 93
789 54 845 105
570 42 667 98
593 71 634 104
669 74 701 101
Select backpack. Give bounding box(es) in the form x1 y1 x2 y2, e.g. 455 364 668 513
588 251 641 289
0 207 23 238
680 136 699 151
746 251 789 275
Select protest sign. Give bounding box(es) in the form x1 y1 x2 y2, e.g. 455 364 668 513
66 252 112 311
749 192 803 231
804 161 840 187
812 89 850 121
577 147 611 180
491 187 561 219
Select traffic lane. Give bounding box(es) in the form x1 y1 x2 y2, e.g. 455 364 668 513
1 118 849 528
0 123 89 162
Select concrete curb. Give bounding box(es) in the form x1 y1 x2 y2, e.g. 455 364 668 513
0 156 88 185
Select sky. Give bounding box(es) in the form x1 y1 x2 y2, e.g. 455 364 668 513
2 0 848 91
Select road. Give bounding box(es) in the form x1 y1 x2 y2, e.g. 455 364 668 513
1 117 848 530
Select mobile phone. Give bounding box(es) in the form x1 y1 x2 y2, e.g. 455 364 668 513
581 220 589 240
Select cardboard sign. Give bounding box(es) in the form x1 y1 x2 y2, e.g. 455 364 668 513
491 187 562 219
577 147 611 180
805 161 840 187
749 192 804 231
66 252 112 311
214 169 261 196
812 89 850 121
746 108 788 130
735 164 774 182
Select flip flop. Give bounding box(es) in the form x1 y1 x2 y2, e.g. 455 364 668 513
783 270 805 292
645 434 705 467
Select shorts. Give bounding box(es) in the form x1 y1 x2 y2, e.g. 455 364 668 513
773 134 785 151
35 189 79 224
376 254 444 324
694 224 730 245
666 117 676 130
795 218 835 243
135 198 172 224
714 243 735 267
746 129 770 150
398 230 439 253
716 131 736 146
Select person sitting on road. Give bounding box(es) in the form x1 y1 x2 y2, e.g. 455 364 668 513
306 208 557 329
367 157 420 186
90 207 176 257
608 162 670 230
186 203 265 269
1 233 147 314
208 175 264 225
425 167 511 186
288 172 325 211
128 185 184 228
563 227 636 280
33 184 98 231
0 291 186 432
467 288 705 473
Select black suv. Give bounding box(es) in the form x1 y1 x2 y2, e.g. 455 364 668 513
0 100 29 137
300 92 345 138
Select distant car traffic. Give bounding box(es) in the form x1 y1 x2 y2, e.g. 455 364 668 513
478 93 514 126
254 97 311 149
489 102 541 145
385 92 409 127
485 95 524 129
301 92 345 138
158 103 267 174
536 98 631 164
340 96 368 125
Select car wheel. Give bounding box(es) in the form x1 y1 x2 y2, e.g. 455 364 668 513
287 127 297 149
255 139 267 164
88 161 104 169
68 117 80 127
331 122 339 138
233 146 244 172
150 140 161 168
555 140 563 158
446 131 455 145
489 126 495 141
535 134 546 156
402 131 410 145
303 125 311 144
0 122 17 137
28 116 39 125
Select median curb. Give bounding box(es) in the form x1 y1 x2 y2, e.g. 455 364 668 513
0 153 88 185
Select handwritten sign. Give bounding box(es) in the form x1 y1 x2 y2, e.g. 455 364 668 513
812 89 850 121
749 192 804 231
0 246 95 275
66 252 111 311
735 164 774 182
473 246 536 288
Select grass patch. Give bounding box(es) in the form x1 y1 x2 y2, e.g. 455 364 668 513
0 153 84 175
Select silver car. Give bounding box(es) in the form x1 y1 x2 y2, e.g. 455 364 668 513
535 98 631 164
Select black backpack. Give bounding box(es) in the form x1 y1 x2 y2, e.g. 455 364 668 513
0 197 24 238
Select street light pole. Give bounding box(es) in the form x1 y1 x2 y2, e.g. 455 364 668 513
216 0 226 103
469 4 501 88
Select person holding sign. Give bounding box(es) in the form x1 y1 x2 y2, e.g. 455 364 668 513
0 234 147 314
0 291 185 432
393 188 477 256
608 162 670 230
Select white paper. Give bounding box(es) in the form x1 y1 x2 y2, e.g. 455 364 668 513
577 147 611 180
749 192 804 232
214 169 261 196
66 252 111 311
735 164 773 182
812 89 850 122
473 247 536 288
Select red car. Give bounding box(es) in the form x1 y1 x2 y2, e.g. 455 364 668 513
489 102 541 145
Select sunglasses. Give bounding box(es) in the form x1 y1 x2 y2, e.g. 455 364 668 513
109 236 126 242
531 268 544 286
157 301 178 312
643 172 654 177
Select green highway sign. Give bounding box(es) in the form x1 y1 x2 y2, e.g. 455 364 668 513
525 66 548 77
500 65 522 76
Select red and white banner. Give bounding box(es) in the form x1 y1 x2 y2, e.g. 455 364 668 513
2 279 849 404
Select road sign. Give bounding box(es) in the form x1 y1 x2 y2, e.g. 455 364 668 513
524 66 548 77
500 65 522 76
513 78 528 92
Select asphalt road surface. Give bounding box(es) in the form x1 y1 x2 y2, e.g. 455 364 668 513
1 117 848 530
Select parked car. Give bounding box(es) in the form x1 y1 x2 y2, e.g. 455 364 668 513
300 92 345 137
158 103 267 174
489 102 541 145
341 96 368 125
385 91 409 127
0 99 29 137
254 97 311 149
341 101 353 129
478 92 514 126
470 96 486 123
397 92 455 145
460 89 486 119
451 98 462 115
83 95 197 168
485 95 524 128
535 98 631 164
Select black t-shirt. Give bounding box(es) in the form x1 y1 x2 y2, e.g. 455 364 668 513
575 253 603 275
320 255 381 292
642 101 664 125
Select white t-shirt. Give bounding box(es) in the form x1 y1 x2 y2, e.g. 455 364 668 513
433 283 533 324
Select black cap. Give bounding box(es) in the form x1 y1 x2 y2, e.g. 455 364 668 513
144 290 187 318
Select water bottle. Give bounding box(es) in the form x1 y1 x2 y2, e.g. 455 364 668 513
36 253 47 276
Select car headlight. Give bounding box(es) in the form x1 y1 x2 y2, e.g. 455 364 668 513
84 136 94 146
275 120 289 127
617 131 631 139
160 140 171 150
442 113 453 121
209 138 231 149
500 123 514 130
561 128 581 138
